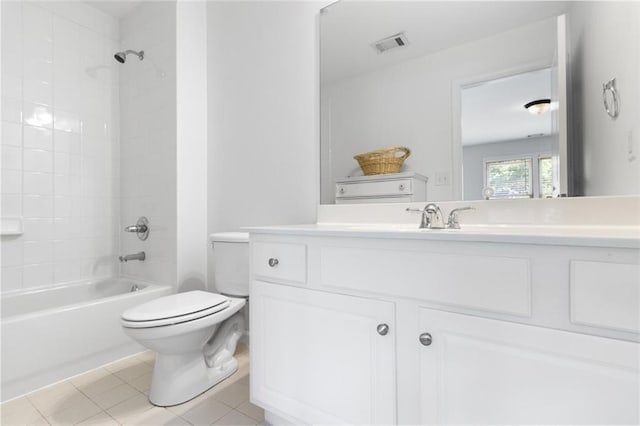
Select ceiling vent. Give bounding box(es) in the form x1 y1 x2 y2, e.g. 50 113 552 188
372 32 409 54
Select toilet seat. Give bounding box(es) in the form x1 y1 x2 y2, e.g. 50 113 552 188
121 290 230 328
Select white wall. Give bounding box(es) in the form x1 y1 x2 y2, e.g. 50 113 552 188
206 1 319 239
569 2 640 196
1 2 120 292
321 18 557 204
119 1 177 286
176 0 208 292
463 136 553 200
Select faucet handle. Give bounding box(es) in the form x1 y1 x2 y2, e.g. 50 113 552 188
446 206 475 229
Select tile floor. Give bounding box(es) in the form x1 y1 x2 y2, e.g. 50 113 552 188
1 345 264 425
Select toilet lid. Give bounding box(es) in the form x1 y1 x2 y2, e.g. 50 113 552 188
121 291 229 324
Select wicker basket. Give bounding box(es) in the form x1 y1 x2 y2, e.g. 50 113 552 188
353 146 411 176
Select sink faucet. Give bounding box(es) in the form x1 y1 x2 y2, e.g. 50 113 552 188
446 206 475 229
119 251 146 262
406 203 445 229
407 204 475 229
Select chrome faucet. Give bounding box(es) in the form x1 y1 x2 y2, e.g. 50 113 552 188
446 206 475 229
124 216 149 241
119 251 146 262
406 203 445 229
407 204 475 229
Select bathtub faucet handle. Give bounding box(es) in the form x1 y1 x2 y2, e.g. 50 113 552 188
124 217 149 241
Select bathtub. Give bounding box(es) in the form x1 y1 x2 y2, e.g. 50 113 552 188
1 278 172 401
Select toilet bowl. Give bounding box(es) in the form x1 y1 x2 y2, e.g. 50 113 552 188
121 232 250 407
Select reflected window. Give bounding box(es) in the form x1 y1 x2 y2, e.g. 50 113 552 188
484 154 553 199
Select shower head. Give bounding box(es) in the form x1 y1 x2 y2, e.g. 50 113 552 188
114 49 144 63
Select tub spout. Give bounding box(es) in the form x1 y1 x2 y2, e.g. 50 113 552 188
119 251 146 262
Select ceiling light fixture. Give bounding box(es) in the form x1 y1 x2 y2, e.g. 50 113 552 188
524 99 551 115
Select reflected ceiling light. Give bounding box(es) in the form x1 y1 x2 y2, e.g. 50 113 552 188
524 99 551 115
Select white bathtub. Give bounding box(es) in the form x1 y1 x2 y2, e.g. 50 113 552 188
1 278 172 401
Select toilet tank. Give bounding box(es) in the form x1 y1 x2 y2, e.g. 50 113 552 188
210 232 249 297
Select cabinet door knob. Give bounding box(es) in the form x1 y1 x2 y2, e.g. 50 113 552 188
419 332 432 346
268 258 279 267
377 323 389 336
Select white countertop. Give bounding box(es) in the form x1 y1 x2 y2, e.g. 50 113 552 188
247 223 640 248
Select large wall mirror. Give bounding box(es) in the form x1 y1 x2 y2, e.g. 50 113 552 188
320 1 640 204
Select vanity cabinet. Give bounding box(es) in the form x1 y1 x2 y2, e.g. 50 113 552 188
251 280 396 425
250 233 640 425
417 308 639 425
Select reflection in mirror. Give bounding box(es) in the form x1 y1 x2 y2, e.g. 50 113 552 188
461 68 557 200
320 1 640 204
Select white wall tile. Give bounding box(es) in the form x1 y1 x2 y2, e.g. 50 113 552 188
2 75 23 101
2 170 22 194
24 125 53 150
2 98 23 123
1 145 22 170
24 149 53 173
1 240 24 268
23 80 53 106
1 267 23 292
22 262 53 288
22 218 54 242
1 1 121 293
23 102 53 128
2 121 23 147
1 194 22 217
23 195 53 218
54 130 81 154
23 241 53 265
23 172 53 196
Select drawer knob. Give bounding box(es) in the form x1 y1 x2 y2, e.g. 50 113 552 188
376 323 389 336
339 187 345 194
399 184 405 191
419 332 432 346
268 258 279 267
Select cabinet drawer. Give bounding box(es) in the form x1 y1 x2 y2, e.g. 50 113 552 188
252 242 307 284
336 179 412 198
320 245 531 316
571 261 640 333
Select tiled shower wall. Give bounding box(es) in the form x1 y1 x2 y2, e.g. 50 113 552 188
1 2 120 292
119 1 177 286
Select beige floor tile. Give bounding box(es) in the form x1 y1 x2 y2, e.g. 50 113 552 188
125 407 192 426
76 372 125 399
75 411 119 426
166 389 215 417
213 409 257 426
129 372 153 392
235 400 264 422
91 383 142 410
0 396 48 425
45 393 102 425
106 393 155 424
28 384 86 417
68 368 111 389
212 380 249 408
179 396 234 425
113 362 153 383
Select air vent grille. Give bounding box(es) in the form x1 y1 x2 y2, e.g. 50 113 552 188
372 32 409 54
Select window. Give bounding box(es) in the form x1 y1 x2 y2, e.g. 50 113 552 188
484 154 555 199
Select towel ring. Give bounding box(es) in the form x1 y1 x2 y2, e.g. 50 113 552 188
602 78 619 119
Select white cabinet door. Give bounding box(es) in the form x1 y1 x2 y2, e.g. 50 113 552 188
418 309 639 425
251 280 396 425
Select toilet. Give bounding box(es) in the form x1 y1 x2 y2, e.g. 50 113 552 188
121 232 249 407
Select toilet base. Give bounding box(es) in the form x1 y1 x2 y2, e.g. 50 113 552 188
148 350 239 407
